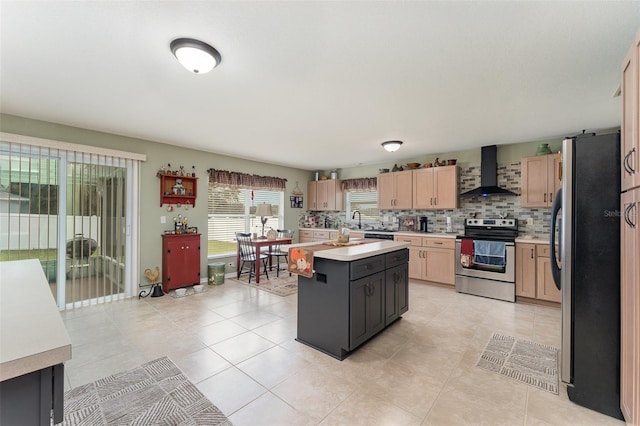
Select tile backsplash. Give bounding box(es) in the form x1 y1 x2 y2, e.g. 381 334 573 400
300 162 552 238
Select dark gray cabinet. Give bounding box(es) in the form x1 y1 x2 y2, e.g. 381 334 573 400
386 263 408 325
297 248 409 360
385 250 409 325
0 363 65 426
350 271 385 349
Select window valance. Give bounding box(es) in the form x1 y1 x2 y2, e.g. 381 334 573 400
341 177 377 192
207 169 287 191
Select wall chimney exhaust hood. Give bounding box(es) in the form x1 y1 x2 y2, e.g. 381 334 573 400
460 145 518 197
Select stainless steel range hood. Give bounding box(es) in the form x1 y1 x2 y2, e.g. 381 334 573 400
460 145 517 197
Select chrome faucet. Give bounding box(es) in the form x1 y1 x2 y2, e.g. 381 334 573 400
352 210 362 229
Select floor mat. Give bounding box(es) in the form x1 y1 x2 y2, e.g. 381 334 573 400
477 332 559 394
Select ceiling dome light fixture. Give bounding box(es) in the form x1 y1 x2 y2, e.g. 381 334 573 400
381 140 403 152
170 38 221 74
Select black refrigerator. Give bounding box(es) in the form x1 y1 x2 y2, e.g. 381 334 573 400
550 132 623 419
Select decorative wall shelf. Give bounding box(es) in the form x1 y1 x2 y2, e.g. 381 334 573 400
159 174 197 207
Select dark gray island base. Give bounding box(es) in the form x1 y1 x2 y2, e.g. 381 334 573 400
296 247 409 360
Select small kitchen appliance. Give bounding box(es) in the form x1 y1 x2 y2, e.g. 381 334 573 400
455 218 518 302
419 216 428 232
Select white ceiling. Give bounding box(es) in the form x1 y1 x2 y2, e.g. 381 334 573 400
1 1 639 171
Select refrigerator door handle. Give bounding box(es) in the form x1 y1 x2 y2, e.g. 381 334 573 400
550 189 562 291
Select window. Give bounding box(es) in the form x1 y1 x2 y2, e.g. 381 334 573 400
346 191 379 226
207 187 283 256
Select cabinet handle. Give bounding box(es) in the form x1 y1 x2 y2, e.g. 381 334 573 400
434 197 437 206
624 150 633 174
624 203 631 227
434 241 443 245
430 197 433 206
549 193 552 202
625 202 637 228
544 193 547 203
530 248 534 259
629 148 637 173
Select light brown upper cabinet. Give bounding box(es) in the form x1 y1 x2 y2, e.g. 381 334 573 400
520 154 561 208
377 170 413 210
622 28 640 192
307 180 343 211
412 165 459 210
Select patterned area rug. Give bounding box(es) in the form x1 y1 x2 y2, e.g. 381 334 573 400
477 332 559 394
233 273 298 296
61 356 232 425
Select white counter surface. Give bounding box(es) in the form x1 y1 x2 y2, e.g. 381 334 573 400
515 237 550 245
0 259 72 382
300 228 460 239
294 239 410 261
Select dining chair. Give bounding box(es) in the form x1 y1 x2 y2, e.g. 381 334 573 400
267 229 295 277
236 232 269 283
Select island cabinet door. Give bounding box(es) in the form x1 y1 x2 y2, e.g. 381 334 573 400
349 272 385 349
385 263 408 325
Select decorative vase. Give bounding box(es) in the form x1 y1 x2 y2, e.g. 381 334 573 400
536 143 552 155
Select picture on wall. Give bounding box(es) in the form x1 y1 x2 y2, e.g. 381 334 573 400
290 195 303 208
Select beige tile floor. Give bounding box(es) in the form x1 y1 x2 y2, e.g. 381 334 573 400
61 279 623 425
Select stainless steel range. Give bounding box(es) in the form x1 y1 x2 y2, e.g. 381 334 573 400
455 218 518 302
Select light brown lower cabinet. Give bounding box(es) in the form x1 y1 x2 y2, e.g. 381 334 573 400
299 229 330 243
299 229 364 243
395 235 455 285
621 188 639 425
515 242 561 303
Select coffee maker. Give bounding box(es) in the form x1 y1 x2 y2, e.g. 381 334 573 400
419 216 428 233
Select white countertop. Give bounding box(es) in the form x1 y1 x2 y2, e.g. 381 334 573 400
301 228 550 242
0 259 72 381
299 228 460 239
515 237 550 244
293 239 410 261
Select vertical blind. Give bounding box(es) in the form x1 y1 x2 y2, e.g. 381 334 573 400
0 133 143 309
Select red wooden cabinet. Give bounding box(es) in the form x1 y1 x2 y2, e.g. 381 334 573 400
161 234 201 292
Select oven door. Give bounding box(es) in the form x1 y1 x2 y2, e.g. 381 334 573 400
455 238 515 282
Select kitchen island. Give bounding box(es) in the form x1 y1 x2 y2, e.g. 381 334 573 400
0 259 72 425
296 239 410 360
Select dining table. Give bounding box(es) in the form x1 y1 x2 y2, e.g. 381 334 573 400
236 237 293 283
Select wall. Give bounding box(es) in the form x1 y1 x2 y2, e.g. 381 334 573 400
333 129 618 180
0 114 311 284
303 161 550 237
306 129 620 237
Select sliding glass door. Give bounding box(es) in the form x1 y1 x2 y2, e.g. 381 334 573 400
0 135 141 309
